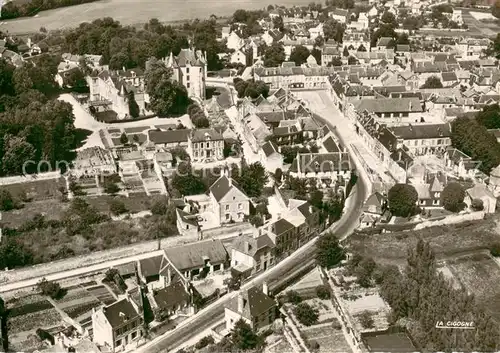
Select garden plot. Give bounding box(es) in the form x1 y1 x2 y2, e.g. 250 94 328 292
55 286 101 319
2 177 67 201
6 294 63 350
86 285 116 305
302 326 352 353
305 298 338 325
341 290 391 332
447 253 500 320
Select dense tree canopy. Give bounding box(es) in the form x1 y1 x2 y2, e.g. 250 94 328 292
441 182 466 212
316 231 344 268
475 104 500 129
231 319 261 350
323 19 345 42
379 240 500 351
234 162 268 197
451 117 500 173
290 45 311 66
421 75 443 89
263 43 286 67
388 183 418 217
0 0 99 19
145 57 190 116
233 78 270 99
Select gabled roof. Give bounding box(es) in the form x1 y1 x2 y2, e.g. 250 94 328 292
153 280 190 310
102 299 140 329
148 129 190 144
390 123 451 140
210 175 248 202
139 255 166 278
232 234 275 257
323 136 340 152
262 141 280 157
164 239 228 272
226 286 276 320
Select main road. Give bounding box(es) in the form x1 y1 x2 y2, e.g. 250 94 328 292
137 90 370 353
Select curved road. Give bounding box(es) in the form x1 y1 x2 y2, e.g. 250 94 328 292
137 90 370 353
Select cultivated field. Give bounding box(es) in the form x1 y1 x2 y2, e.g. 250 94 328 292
302 326 352 353
1 177 67 201
347 217 500 266
446 253 500 320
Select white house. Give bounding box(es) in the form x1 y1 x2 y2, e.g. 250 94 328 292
209 175 251 225
226 32 245 51
165 48 207 100
230 49 247 65
308 23 324 39
260 141 283 173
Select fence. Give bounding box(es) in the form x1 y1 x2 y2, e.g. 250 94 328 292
0 171 61 186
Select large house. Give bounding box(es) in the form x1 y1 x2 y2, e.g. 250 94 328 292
289 152 352 182
165 48 207 100
92 298 143 352
224 284 277 332
390 123 452 156
187 129 224 162
87 69 150 119
209 175 251 225
231 234 275 276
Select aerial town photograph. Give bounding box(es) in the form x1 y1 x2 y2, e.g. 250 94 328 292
0 0 499 351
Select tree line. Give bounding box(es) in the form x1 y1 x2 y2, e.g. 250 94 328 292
0 0 100 20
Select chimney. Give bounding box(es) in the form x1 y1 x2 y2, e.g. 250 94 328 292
237 292 244 313
408 123 413 131
263 282 269 296
244 241 250 253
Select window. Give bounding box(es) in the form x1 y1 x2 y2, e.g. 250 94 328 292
420 199 425 205
238 203 242 210
226 214 230 220
187 75 190 81
132 331 137 339
433 199 439 205
225 205 229 211
187 82 190 88
116 340 122 347
186 67 190 73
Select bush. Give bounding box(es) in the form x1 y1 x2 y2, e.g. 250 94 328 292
286 290 302 304
150 198 168 215
195 335 215 349
109 199 128 215
103 181 120 194
37 278 66 300
491 243 500 257
294 302 319 326
0 189 15 211
441 182 466 213
36 328 55 345
471 198 484 211
388 183 418 217
359 311 374 329
308 339 320 351
315 285 331 299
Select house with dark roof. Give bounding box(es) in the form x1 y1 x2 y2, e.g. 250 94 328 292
410 174 445 209
444 147 481 179
92 298 143 351
209 175 251 225
260 141 283 173
176 208 200 237
231 234 276 277
390 123 452 156
150 279 193 320
147 129 190 149
224 284 277 332
163 239 229 279
352 97 422 122
187 129 224 162
164 48 207 100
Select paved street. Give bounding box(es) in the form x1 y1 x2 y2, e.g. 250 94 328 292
136 91 370 353
295 90 393 185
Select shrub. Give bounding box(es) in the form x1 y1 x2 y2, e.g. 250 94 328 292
491 243 500 257
441 182 466 213
308 339 320 351
0 189 15 211
103 182 120 194
37 278 66 300
471 198 484 211
195 335 215 349
294 302 319 326
109 199 128 215
150 198 168 215
359 311 374 329
315 285 331 299
286 290 302 304
36 328 55 345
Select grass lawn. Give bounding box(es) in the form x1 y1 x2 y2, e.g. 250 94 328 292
347 216 500 266
125 126 150 134
86 193 165 214
2 199 68 228
1 177 66 201
446 253 500 320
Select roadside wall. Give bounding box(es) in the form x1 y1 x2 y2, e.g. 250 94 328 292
414 211 484 230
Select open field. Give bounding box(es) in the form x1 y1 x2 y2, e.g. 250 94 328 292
2 199 68 228
86 193 165 214
1 177 67 201
446 253 500 320
0 0 311 34
347 216 500 266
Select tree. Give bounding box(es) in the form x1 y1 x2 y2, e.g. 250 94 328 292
273 16 284 31
311 48 322 65
359 311 374 329
316 232 344 268
316 285 331 299
388 183 418 217
195 336 214 349
109 199 128 215
286 290 302 304
294 302 319 326
127 91 140 118
471 198 484 211
357 44 367 52
0 190 15 211
421 75 443 89
37 278 66 300
381 11 397 27
493 0 500 19
65 68 87 89
476 104 500 129
314 35 324 47
151 197 169 215
0 237 34 270
2 135 36 175
231 319 260 350
441 182 465 212
119 132 129 145
235 162 268 197
290 45 310 66
342 46 349 57
104 182 120 194
347 56 357 65
145 57 189 116
323 18 345 42
263 43 286 67
328 57 343 67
